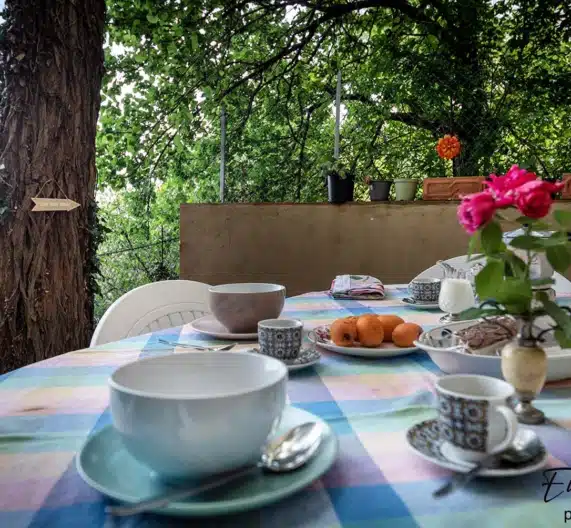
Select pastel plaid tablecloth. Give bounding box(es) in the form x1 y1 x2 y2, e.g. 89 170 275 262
3 285 571 528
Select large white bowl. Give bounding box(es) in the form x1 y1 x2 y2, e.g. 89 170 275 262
109 351 288 480
415 320 571 382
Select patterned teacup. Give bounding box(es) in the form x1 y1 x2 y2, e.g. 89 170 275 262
408 278 441 303
435 374 519 464
258 319 303 360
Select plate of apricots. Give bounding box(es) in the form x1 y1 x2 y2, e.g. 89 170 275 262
309 314 422 357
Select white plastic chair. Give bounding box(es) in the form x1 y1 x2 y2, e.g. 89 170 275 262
90 280 211 347
414 255 571 295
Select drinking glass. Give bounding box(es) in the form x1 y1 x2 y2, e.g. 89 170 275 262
438 278 476 322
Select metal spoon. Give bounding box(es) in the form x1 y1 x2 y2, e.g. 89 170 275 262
158 339 236 351
433 428 544 498
106 421 324 517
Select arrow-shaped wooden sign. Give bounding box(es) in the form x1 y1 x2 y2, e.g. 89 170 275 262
31 198 80 212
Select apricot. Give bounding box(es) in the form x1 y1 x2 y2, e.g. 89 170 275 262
392 323 423 348
356 316 384 347
377 315 405 342
330 318 358 347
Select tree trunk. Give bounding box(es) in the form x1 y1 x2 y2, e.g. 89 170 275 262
0 0 106 373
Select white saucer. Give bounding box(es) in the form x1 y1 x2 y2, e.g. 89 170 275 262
245 346 321 371
76 406 338 517
402 298 441 311
190 315 258 340
406 419 548 477
309 324 417 358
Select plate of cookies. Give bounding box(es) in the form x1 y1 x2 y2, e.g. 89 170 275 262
308 314 421 358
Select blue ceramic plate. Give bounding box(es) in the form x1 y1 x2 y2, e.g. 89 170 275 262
76 406 338 517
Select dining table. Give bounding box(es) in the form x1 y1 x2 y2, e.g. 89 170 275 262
3 284 571 528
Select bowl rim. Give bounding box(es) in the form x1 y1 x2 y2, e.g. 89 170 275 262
109 350 288 400
209 283 285 294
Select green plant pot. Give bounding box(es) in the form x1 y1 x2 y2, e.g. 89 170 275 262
394 179 418 201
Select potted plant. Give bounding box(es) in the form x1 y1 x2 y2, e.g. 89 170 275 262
365 175 392 201
322 160 354 204
456 164 570 424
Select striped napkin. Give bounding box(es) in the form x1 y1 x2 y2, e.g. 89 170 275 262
329 274 386 300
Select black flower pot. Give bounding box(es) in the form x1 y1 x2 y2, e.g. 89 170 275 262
327 172 354 204
368 180 392 201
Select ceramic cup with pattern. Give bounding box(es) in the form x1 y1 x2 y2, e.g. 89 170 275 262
408 278 441 303
435 374 519 464
258 319 303 360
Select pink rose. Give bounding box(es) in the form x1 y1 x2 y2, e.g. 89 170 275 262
457 191 497 234
515 180 563 219
484 165 538 206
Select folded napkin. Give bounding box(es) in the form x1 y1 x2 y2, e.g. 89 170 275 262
329 274 385 300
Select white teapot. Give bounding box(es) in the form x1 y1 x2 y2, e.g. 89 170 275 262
502 228 554 282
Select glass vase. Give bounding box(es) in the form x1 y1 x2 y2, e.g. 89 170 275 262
500 321 547 425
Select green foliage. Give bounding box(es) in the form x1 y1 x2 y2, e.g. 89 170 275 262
95 0 571 314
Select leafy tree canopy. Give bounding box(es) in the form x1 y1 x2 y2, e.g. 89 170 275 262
95 0 571 314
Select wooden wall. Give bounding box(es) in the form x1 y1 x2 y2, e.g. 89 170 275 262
180 202 571 296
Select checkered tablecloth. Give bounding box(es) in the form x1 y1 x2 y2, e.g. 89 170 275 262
3 285 571 528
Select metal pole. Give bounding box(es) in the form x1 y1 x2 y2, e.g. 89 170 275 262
220 105 226 202
334 70 341 159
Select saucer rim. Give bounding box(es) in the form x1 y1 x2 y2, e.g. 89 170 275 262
76 406 338 517
245 346 321 371
402 298 441 309
405 418 548 477
190 314 258 340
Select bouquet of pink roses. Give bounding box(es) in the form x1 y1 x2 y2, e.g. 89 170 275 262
457 165 571 347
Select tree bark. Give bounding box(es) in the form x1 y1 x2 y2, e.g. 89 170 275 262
0 0 106 373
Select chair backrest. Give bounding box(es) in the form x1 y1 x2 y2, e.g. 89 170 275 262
413 255 571 294
90 280 211 347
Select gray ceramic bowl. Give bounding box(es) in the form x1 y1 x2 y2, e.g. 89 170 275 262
209 283 286 333
109 351 287 480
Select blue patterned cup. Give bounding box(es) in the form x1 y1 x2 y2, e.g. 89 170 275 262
409 278 441 302
435 374 519 464
258 319 303 360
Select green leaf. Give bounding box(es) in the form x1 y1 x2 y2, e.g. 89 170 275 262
134 53 146 63
508 235 544 250
555 329 571 349
515 216 533 224
494 277 532 309
504 252 527 278
541 232 568 247
475 260 504 299
191 33 199 50
459 306 507 320
467 233 480 258
553 210 571 228
531 278 555 286
546 245 571 272
146 14 158 23
480 221 502 255
538 293 571 338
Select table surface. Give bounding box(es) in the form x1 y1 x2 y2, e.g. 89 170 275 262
3 285 571 528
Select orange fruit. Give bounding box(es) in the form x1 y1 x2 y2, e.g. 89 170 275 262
330 318 358 347
377 315 405 342
356 317 384 347
392 323 422 348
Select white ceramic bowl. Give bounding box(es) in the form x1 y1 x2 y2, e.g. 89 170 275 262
415 320 571 381
109 351 288 480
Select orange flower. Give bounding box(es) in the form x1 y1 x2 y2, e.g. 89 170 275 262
436 135 461 160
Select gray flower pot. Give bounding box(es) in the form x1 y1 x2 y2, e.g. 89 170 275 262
394 179 418 201
368 180 392 201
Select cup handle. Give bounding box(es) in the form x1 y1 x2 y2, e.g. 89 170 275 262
490 405 519 455
307 330 318 349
